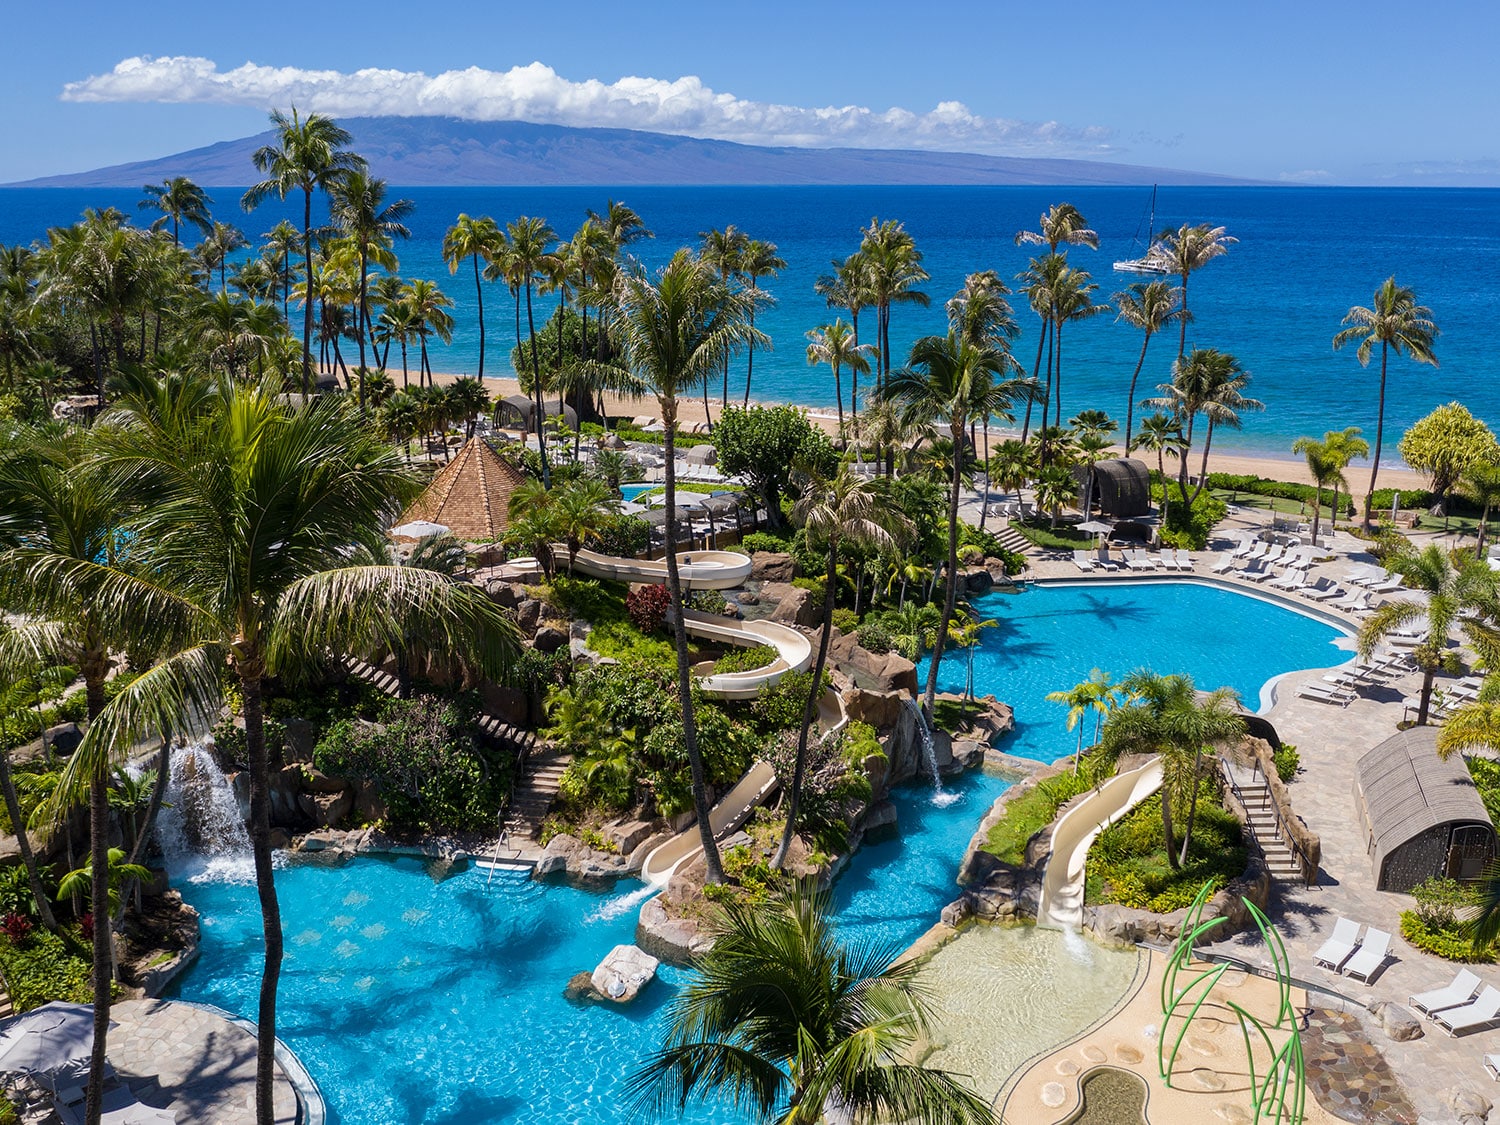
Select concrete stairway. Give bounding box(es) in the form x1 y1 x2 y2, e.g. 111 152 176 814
1232 772 1309 883
506 751 571 839
995 524 1035 558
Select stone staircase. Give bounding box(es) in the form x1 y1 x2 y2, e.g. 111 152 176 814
1231 770 1310 884
506 751 572 839
995 524 1035 558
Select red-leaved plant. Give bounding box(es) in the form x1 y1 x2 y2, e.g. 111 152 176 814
626 583 671 633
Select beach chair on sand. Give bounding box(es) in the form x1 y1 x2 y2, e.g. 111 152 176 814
1411 968 1482 1016
1312 918 1362 971
1072 550 1095 572
1343 928 1391 981
1434 986 1500 1037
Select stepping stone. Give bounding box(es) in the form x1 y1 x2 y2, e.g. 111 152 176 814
1041 1083 1067 1108
1214 1103 1252 1124
1115 1044 1144 1064
1055 1059 1080 1077
1217 969 1248 989
1186 1036 1220 1057
1081 1045 1107 1063
1190 1068 1227 1092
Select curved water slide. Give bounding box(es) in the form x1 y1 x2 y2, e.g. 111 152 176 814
1036 757 1165 930
639 760 781 886
570 547 752 590
678 608 814 699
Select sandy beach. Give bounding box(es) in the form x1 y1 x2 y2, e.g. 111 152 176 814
414 370 1427 492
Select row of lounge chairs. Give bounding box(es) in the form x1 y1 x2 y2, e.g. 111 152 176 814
1296 649 1414 706
1073 548 1194 573
1313 917 1391 982
1407 968 1500 1039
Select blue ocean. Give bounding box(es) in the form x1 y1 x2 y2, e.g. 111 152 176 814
2 185 1496 459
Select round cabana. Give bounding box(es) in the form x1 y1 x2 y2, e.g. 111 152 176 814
494 394 577 432
1087 458 1153 519
1353 726 1496 892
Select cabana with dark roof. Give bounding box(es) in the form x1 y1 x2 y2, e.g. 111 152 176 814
494 394 578 432
1083 458 1153 519
1353 726 1496 892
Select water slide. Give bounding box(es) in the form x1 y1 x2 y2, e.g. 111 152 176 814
570 547 753 590
1036 757 1164 930
639 760 781 886
677 608 814 699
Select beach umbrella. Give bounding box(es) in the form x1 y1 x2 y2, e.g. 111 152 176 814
0 1003 96 1076
390 520 450 540
1076 519 1113 544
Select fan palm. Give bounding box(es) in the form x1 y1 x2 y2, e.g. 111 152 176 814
330 171 413 406
1358 544 1500 725
442 214 502 378
884 330 1013 715
1113 280 1184 452
241 108 365 396
740 239 785 407
627 881 994 1125
773 468 904 869
613 250 763 883
1333 278 1440 525
805 320 871 435
139 176 213 247
1159 223 1236 360
444 376 491 440
78 374 519 1125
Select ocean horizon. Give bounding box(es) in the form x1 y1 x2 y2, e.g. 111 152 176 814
3 184 1496 465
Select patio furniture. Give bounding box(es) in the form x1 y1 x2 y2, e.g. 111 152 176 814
1211 552 1235 574
1343 928 1392 981
1174 549 1194 570
1095 547 1122 571
1268 570 1308 592
1072 550 1095 572
1301 578 1342 601
1411 968 1482 1016
1433 986 1500 1036
1313 918 1363 970
1297 682 1354 707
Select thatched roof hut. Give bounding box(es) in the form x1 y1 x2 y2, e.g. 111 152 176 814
397 438 528 542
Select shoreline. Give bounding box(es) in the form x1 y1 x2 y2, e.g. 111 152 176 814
408 369 1428 492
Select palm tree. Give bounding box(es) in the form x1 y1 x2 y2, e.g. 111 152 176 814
1333 278 1440 525
698 225 750 416
587 199 654 248
627 882 994 1125
139 177 213 247
1159 223 1237 360
1014 253 1065 444
1289 434 1342 547
241 108 366 396
1322 427 1370 532
860 219 930 406
614 251 762 884
1045 669 1118 772
1047 267 1103 434
505 216 558 482
1358 544 1500 725
1465 462 1500 556
740 239 785 407
1101 671 1245 868
814 251 873 435
1113 280 1185 452
1147 348 1261 505
884 330 1013 716
773 468 903 870
260 220 302 323
1014 202 1099 256
196 221 248 292
805 320 871 435
402 279 454 389
1033 464 1081 529
553 479 619 573
330 171 413 407
82 374 519 1125
1133 413 1186 525
442 215 501 379
0 626 64 934
445 376 491 440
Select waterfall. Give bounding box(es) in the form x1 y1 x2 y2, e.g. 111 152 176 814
903 699 962 808
586 882 659 924
156 744 255 884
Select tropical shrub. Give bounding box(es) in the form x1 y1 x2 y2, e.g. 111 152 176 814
1154 485 1228 549
1400 912 1494 963
1086 786 1246 912
1272 742 1301 783
740 531 792 554
1204 472 1359 515
1401 878 1494 961
625 583 670 632
687 588 728 615
749 669 827 733
547 575 625 623
764 726 873 856
982 770 1094 865
590 514 651 560
711 645 779 675
830 608 858 633
791 576 826 602
0 927 97 1011
1469 756 1500 825
855 622 894 654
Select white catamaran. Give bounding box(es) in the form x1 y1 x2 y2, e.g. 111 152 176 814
1113 185 1174 275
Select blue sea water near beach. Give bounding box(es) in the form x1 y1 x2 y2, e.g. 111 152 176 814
2 185 1496 459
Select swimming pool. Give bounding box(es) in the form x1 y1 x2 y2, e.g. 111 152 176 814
619 483 655 502
919 579 1351 764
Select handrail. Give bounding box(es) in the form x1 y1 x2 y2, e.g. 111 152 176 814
1223 761 1317 887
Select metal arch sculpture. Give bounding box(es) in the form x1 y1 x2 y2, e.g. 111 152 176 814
1158 883 1306 1125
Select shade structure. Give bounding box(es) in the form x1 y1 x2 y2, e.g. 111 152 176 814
494 395 577 433
389 520 451 541
398 438 529 542
1086 459 1153 518
0 1003 95 1076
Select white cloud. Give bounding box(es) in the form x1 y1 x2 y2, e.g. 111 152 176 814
62 57 1113 156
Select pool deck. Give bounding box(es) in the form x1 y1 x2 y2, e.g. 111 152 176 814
107 999 303 1124
984 498 1496 1124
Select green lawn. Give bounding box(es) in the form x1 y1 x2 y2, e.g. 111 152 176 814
981 770 1092 865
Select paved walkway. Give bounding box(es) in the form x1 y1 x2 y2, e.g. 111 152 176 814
109 999 301 1124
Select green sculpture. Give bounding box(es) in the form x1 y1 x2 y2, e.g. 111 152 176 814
1158 883 1305 1124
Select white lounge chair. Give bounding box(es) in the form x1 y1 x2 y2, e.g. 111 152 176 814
1411 968 1482 1015
1269 570 1308 592
1297 682 1354 707
1247 563 1280 583
1313 917 1362 970
1434 986 1500 1036
1072 550 1096 572
1095 547 1122 571
1485 1053 1500 1081
1343 927 1391 981
1211 552 1235 574
1150 551 1171 569
1231 536 1256 558
1330 589 1371 613
1174 548 1195 570
1303 579 1343 601
1127 550 1154 571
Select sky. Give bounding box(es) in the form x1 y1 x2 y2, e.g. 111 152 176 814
2 0 1497 185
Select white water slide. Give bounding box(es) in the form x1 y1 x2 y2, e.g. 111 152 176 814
570 547 752 590
639 760 781 886
1036 757 1165 930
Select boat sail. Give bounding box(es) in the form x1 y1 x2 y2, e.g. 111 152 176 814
1113 185 1173 275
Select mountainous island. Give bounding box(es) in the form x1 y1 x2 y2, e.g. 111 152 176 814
11 117 1256 188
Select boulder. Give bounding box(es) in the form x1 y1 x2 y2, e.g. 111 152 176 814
44 723 83 757
841 687 907 731
750 552 796 583
770 586 821 628
1446 1088 1492 1121
861 800 899 843
534 833 581 878
636 897 713 965
514 598 543 636
533 625 569 654
299 767 348 795
564 971 600 1002
298 789 353 829
283 718 317 763
590 943 660 1004
1370 1001 1424 1042
603 819 657 857
485 580 522 608
961 565 994 595
737 591 760 606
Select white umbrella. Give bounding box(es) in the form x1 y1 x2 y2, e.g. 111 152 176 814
0 1003 95 1076
390 520 450 540
1076 520 1113 535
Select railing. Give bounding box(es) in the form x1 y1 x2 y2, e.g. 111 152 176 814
1224 760 1319 888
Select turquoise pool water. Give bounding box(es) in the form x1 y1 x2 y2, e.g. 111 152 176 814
172 769 1010 1125
618 483 655 502
919 579 1351 764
